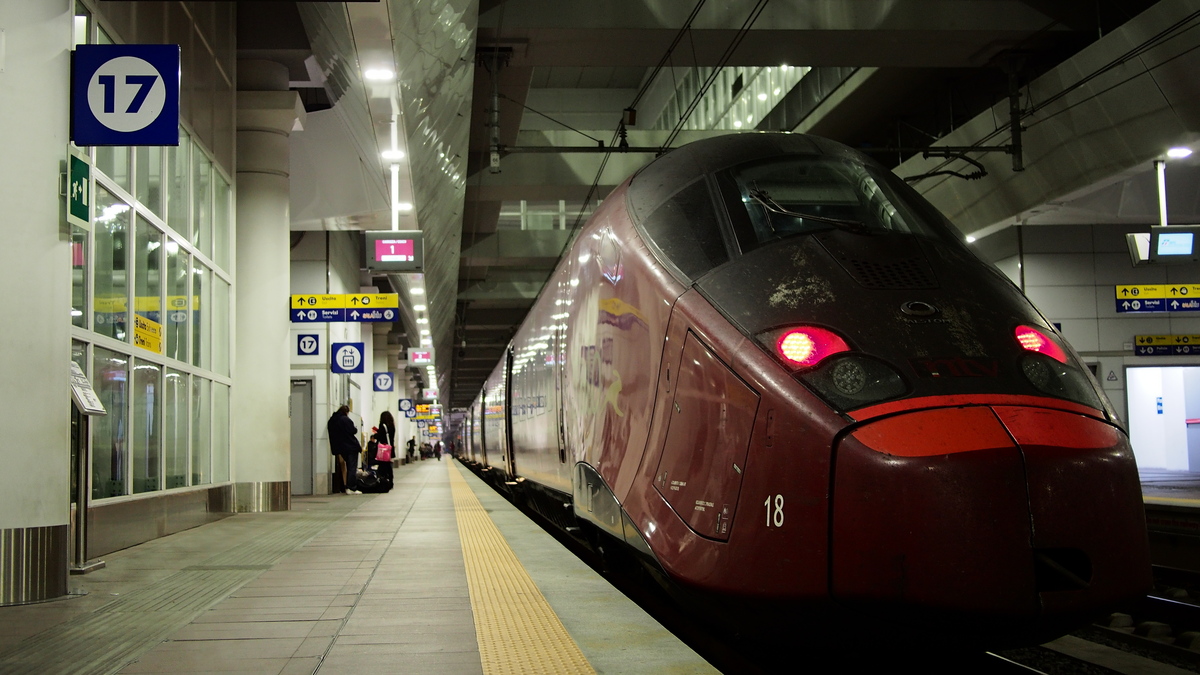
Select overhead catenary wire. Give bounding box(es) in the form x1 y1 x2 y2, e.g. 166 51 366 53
911 9 1200 184
660 0 771 152
570 0 772 235
567 0 711 233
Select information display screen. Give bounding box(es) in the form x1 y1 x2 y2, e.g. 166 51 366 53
364 230 423 271
375 238 415 262
1157 232 1194 256
1149 226 1200 264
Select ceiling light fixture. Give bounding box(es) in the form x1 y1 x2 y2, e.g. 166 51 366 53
364 68 394 81
382 149 405 161
414 305 427 311
1168 147 1193 159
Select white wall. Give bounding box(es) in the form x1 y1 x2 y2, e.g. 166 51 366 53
0 1 72 528
976 223 1200 456
289 231 372 491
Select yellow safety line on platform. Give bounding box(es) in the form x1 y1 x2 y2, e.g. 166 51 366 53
448 462 596 675
1144 496 1200 506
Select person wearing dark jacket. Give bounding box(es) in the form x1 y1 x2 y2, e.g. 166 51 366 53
327 405 362 494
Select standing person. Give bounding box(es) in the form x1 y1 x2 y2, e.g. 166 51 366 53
406 436 416 463
327 405 362 494
434 439 442 461
374 411 396 491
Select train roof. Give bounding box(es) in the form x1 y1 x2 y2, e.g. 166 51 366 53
627 132 862 221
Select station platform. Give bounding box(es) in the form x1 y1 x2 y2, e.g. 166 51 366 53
1142 469 1200 507
0 460 717 675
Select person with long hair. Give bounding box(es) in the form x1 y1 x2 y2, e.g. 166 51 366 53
372 410 397 491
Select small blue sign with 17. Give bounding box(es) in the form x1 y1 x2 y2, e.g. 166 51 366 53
297 334 319 356
330 342 364 374
374 373 394 392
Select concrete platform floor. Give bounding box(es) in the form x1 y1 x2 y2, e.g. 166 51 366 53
0 460 716 675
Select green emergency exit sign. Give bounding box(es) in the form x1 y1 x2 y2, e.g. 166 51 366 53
69 155 89 223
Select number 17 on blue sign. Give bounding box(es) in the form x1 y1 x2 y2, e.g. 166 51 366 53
72 44 180 146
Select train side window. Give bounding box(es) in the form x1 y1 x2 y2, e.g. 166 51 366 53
640 179 730 280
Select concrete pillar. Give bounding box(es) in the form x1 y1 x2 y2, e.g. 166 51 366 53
231 60 305 511
0 2 72 604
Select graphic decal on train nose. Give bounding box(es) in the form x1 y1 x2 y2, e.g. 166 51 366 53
911 357 1001 377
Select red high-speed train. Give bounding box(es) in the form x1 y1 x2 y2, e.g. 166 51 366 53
457 132 1150 649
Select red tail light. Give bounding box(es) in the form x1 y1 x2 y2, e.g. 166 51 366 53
1015 325 1067 363
777 327 850 367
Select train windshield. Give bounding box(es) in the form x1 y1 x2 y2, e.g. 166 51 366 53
730 156 963 248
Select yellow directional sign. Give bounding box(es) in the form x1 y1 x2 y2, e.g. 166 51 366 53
1116 285 1167 299
345 293 399 308
290 293 399 309
290 294 343 309
1167 284 1200 297
133 314 163 354
1135 334 1200 355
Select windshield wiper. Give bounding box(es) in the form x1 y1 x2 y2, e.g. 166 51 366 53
748 188 871 234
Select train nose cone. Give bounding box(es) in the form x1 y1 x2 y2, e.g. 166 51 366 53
831 405 1150 637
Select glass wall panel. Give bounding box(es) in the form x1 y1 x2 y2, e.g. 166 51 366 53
96 146 130 192
73 3 89 46
165 245 188 361
213 277 229 376
213 383 229 483
164 368 188 488
191 377 211 486
94 186 129 342
72 224 88 328
213 173 230 270
93 347 128 498
134 216 163 339
135 146 163 218
132 360 161 493
167 129 190 239
71 341 87 504
191 264 210 368
192 152 212 257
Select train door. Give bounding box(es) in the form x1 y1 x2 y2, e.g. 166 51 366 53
505 347 518 479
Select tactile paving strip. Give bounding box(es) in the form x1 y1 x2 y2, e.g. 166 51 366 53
448 462 596 675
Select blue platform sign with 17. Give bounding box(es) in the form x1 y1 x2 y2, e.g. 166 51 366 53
297 334 319 356
72 44 180 146
374 373 394 392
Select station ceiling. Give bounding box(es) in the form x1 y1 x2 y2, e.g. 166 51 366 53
242 0 1200 410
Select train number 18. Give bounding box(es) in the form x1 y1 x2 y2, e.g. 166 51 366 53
764 494 784 528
